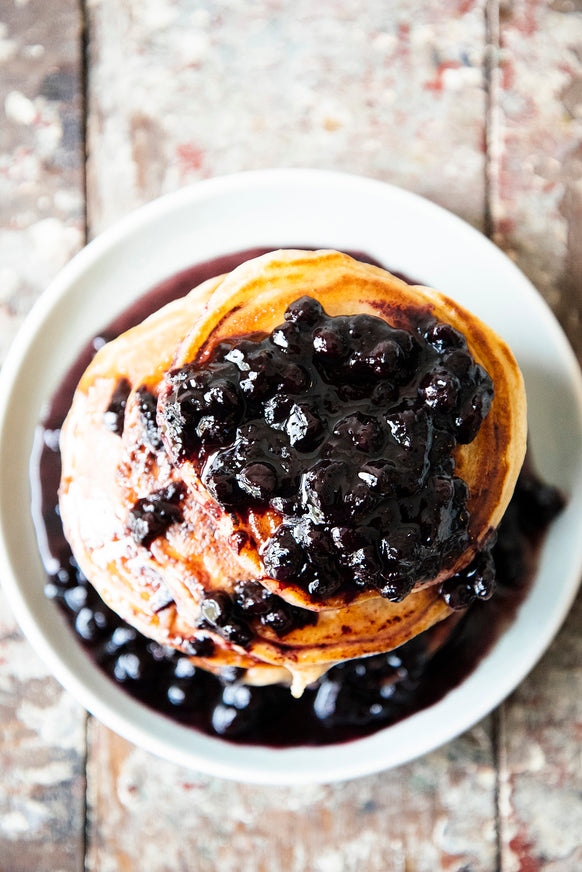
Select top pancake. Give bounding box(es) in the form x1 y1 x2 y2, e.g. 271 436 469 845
59 249 526 693
157 249 527 610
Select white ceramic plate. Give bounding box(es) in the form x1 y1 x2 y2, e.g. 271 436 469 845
1 169 581 785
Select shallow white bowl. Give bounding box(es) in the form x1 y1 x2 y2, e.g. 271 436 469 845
1 169 581 785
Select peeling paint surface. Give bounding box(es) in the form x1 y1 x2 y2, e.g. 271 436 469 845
86 723 497 872
0 0 581 869
86 0 489 234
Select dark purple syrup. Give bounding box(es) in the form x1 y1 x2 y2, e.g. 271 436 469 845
31 248 564 746
159 295 494 604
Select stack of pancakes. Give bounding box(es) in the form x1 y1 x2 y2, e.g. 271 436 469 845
59 250 527 695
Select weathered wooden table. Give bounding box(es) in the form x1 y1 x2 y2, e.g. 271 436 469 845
1 2 581 869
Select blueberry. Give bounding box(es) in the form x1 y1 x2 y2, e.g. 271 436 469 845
419 369 461 412
222 683 254 709
221 621 253 648
104 626 139 654
442 349 472 378
424 320 467 353
166 684 188 706
515 475 565 532
173 657 197 679
264 394 293 428
284 296 323 325
201 454 240 506
346 543 381 581
366 339 402 377
306 571 341 598
376 573 415 602
454 369 494 443
211 691 261 736
63 585 89 613
270 321 302 354
196 414 228 443
238 462 278 501
300 460 348 521
75 607 110 642
235 580 272 615
343 481 375 519
103 378 131 436
198 592 252 648
330 524 373 555
199 591 232 627
278 363 309 393
441 578 476 610
239 366 271 399
390 329 418 358
380 525 418 563
182 637 216 658
92 331 116 353
203 380 241 417
313 678 342 721
211 705 243 735
430 427 456 467
127 482 185 547
371 382 398 406
358 460 395 495
333 412 384 453
136 386 163 450
335 382 371 402
384 408 424 450
454 394 489 443
452 477 470 504
286 403 325 450
184 370 211 391
432 476 454 506
260 605 294 636
347 314 382 342
313 324 347 360
113 652 144 682
313 676 389 727
263 526 304 581
464 549 496 600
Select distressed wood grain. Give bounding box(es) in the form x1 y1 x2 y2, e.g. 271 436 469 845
86 0 489 234
84 3 498 871
1 0 581 868
0 2 87 870
0 0 85 362
86 720 497 872
491 1 582 870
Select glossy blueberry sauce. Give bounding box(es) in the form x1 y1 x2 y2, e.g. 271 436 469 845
159 294 494 604
31 248 564 746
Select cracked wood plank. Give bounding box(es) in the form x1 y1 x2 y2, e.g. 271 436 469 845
0 1 86 870
86 721 497 872
86 0 489 234
490 1 582 870
85 3 497 871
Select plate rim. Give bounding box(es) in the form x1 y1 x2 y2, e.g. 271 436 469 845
1 167 581 784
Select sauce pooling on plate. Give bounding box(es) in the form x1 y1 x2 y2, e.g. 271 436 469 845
31 248 564 746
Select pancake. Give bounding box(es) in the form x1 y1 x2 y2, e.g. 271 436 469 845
59 250 527 695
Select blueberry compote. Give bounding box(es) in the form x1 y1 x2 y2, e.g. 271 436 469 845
160 296 494 602
31 248 564 747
